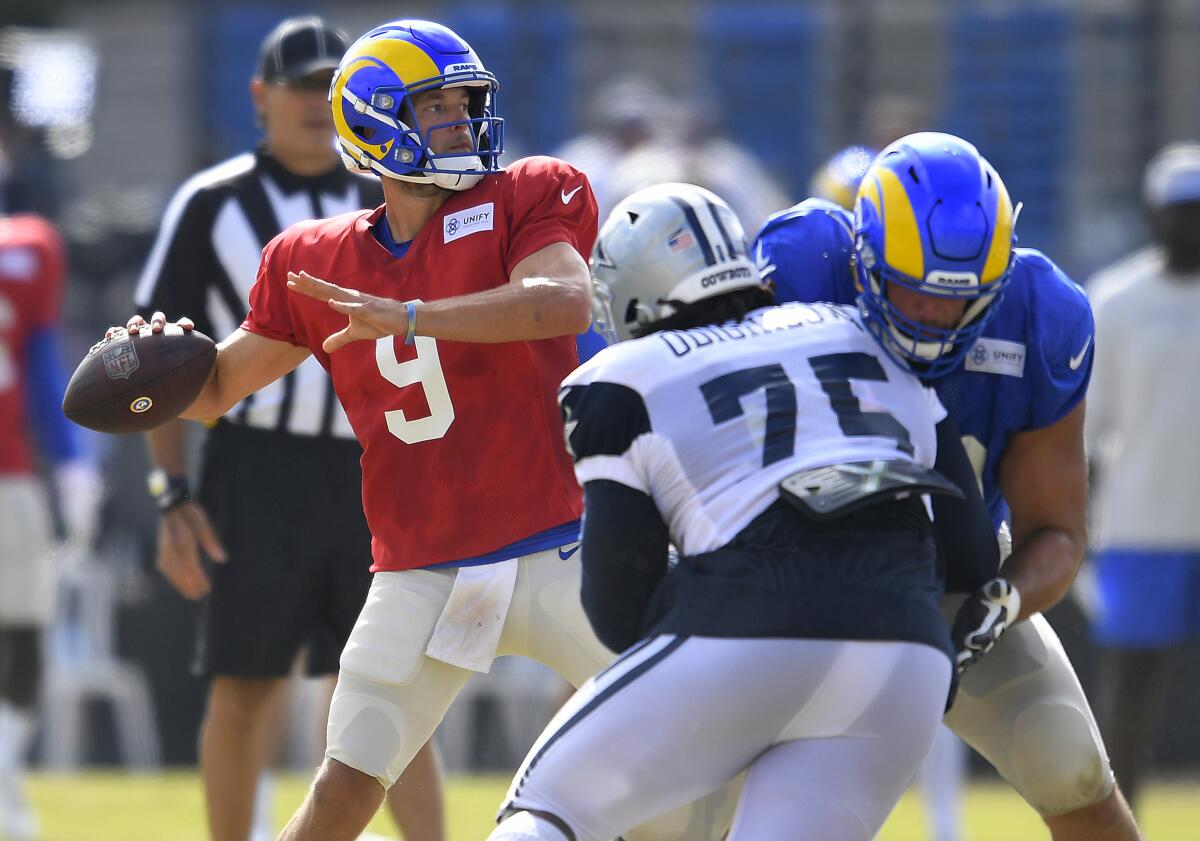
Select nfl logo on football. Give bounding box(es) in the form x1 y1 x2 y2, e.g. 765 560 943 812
102 342 140 380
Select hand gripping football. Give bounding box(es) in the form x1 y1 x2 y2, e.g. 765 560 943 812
62 324 216 433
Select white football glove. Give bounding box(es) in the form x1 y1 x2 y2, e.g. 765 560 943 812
951 577 1021 674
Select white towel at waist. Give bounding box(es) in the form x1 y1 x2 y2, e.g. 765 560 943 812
425 558 519 672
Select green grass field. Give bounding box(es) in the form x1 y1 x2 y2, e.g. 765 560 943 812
25 772 1200 840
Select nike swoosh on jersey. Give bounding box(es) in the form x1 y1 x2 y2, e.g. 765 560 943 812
561 185 583 205
558 542 581 560
1068 334 1092 370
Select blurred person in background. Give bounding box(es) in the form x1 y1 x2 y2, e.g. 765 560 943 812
756 132 1143 841
553 75 668 222
1085 142 1200 815
0 212 101 841
862 94 929 154
605 95 789 233
0 69 60 220
131 17 442 841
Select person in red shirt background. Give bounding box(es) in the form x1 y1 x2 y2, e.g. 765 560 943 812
0 214 101 841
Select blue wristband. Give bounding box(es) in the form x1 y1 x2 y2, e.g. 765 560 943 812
404 301 417 345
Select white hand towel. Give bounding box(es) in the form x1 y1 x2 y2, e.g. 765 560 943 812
425 558 519 672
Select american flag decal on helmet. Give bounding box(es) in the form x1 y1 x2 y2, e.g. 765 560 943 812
667 228 696 254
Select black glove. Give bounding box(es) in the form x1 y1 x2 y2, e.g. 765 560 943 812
951 577 1021 673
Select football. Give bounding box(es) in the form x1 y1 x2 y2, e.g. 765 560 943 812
62 325 217 434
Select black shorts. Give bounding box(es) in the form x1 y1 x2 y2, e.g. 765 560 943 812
193 422 373 678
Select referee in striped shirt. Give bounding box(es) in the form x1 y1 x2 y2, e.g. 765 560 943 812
133 18 443 841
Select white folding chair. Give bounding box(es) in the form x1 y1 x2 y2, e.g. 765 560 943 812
42 554 161 770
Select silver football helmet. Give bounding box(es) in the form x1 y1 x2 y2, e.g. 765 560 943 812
591 183 763 343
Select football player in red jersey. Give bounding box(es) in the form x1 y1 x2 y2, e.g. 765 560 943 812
0 214 101 840
110 19 709 841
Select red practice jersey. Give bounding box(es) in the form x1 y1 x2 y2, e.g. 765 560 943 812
244 156 598 571
0 216 65 475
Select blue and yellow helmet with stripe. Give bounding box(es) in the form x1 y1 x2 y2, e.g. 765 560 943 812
330 20 504 191
854 132 1016 379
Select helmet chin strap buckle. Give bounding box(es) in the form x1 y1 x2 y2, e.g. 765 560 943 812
429 154 486 191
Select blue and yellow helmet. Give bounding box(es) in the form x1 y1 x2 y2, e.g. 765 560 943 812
330 20 504 191
854 132 1016 379
809 145 877 211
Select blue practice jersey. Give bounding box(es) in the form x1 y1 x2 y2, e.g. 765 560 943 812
754 198 1094 528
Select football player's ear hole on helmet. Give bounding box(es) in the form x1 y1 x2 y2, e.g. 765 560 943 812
626 211 640 225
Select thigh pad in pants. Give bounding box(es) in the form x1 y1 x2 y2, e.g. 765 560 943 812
942 596 1114 816
328 569 472 788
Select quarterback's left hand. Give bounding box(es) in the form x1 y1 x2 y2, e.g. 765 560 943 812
287 271 410 353
951 577 1021 674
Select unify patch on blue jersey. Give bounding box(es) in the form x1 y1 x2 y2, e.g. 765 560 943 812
754 199 1094 529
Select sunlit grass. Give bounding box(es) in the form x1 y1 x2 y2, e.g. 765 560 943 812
26 771 1200 840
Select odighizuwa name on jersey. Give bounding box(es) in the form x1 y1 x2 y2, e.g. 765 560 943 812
561 301 947 560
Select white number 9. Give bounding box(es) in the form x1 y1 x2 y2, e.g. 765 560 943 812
375 334 455 443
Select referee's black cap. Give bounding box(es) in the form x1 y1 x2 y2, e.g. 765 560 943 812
256 16 349 84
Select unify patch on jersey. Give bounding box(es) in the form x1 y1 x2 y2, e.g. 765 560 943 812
965 337 1026 377
443 203 494 244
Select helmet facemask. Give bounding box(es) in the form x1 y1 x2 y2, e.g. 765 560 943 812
336 76 503 191
855 244 1013 380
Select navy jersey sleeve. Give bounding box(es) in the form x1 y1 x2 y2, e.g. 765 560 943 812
1016 249 1095 429
560 356 668 651
579 479 671 652
752 199 859 306
931 415 1001 592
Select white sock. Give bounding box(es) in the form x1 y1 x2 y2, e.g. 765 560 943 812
488 810 571 841
0 705 38 841
917 724 968 841
249 771 275 841
0 704 36 773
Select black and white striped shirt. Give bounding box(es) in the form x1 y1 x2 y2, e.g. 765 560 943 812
135 148 382 438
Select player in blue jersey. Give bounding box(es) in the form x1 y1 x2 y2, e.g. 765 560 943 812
810 139 973 841
754 132 1141 841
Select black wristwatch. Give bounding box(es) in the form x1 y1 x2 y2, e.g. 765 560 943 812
147 468 192 513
